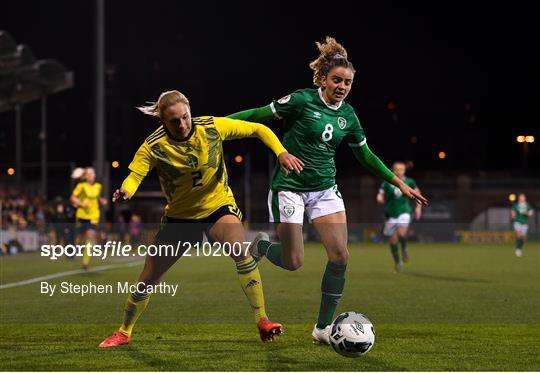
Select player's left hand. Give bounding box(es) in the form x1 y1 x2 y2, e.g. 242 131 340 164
399 184 428 206
278 152 304 175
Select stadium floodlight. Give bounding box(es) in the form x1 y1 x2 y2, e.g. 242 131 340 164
517 135 535 144
0 43 36 76
0 30 74 196
0 30 17 60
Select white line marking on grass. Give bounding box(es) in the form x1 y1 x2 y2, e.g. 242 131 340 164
0 260 143 290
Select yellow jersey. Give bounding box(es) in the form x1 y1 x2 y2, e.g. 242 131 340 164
122 116 286 220
72 181 102 223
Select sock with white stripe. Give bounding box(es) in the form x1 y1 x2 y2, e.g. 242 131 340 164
257 240 283 268
316 261 346 329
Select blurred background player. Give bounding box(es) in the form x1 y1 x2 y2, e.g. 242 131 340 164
228 36 427 344
99 90 303 348
70 167 107 270
50 196 76 257
377 161 422 272
511 193 534 257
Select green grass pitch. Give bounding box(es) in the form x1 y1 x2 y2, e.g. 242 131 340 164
1 242 539 371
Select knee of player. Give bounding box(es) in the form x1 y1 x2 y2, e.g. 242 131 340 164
330 249 349 264
284 257 304 271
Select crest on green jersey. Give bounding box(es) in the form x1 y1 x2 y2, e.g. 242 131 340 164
283 204 295 217
278 95 291 104
338 117 347 129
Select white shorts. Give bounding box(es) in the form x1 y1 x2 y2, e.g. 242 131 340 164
383 213 411 236
268 185 345 224
513 222 529 235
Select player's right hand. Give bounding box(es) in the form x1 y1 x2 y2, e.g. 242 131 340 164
401 184 428 206
278 152 304 175
112 188 131 203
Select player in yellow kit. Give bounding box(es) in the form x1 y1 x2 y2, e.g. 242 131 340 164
70 167 107 270
98 90 303 347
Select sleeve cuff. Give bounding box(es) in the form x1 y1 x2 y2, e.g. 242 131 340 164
269 102 283 119
348 139 367 147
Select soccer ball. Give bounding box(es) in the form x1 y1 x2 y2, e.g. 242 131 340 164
71 167 85 179
329 312 375 357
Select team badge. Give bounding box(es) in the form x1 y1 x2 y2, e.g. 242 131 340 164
283 205 295 217
338 117 347 129
186 154 198 169
278 95 291 104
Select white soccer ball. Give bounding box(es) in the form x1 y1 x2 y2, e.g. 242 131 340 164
329 312 375 357
71 167 85 179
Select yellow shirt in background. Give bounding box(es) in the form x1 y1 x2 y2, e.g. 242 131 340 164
72 182 102 223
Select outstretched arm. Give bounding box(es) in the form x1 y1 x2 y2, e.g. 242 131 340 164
113 171 145 202
215 117 303 175
112 143 155 203
351 144 428 205
227 105 275 123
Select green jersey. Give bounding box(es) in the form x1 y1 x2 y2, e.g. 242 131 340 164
512 202 533 224
270 88 366 191
379 177 417 218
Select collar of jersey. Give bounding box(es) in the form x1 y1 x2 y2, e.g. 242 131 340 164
162 122 195 143
318 88 343 110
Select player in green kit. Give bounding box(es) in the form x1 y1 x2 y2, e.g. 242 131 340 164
228 37 428 344
376 161 422 272
511 193 534 257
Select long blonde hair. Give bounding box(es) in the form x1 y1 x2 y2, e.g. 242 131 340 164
309 36 355 87
137 90 190 119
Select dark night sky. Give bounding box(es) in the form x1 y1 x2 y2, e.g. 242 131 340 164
1 1 538 177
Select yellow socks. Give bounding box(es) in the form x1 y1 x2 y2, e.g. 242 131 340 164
236 257 268 322
119 291 150 337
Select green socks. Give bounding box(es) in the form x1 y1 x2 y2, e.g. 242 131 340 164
316 261 347 329
256 241 347 329
257 240 283 267
390 243 400 264
516 238 524 249
399 236 407 251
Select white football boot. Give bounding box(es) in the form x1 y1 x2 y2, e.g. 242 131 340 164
249 232 269 262
311 324 331 345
